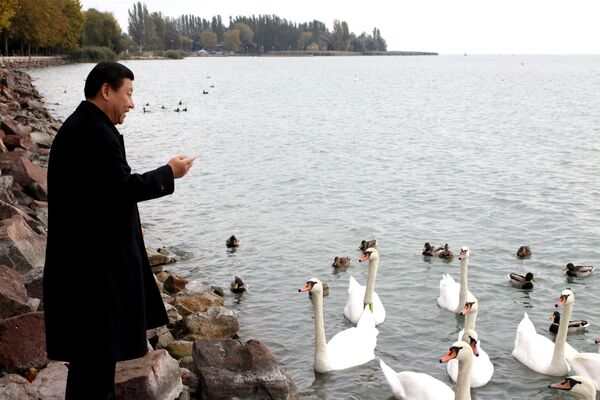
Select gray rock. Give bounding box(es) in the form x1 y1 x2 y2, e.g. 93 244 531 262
0 373 35 399
0 215 46 278
30 361 68 400
192 339 299 400
165 302 182 325
182 306 239 340
0 264 35 318
115 349 183 400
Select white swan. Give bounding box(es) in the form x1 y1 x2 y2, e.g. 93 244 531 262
512 289 579 376
566 336 600 391
343 247 386 325
380 340 475 400
299 278 378 372
447 299 494 387
437 246 474 313
549 376 596 399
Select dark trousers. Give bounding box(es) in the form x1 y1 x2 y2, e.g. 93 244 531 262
65 358 116 400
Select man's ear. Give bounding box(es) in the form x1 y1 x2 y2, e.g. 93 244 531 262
99 83 111 101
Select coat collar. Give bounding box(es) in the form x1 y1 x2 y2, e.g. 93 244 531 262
77 101 121 137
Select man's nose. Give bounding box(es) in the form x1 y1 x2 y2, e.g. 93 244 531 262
130 100 135 109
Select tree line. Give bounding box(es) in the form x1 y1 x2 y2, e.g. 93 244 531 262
0 0 387 57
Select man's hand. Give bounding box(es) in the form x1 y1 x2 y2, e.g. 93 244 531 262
168 155 196 179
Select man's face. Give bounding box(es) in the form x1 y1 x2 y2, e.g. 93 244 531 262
107 78 134 125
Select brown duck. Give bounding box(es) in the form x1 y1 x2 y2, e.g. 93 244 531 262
332 256 351 268
516 246 532 258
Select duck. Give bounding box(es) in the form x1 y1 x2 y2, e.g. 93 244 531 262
564 263 595 278
509 272 535 289
203 90 209 94
438 243 454 260
298 278 378 372
549 376 596 399
422 242 443 257
549 311 589 334
230 276 246 293
344 247 386 325
359 239 377 251
516 246 532 258
380 340 475 400
175 108 180 112
447 299 494 387
225 235 240 248
512 289 579 376
182 107 187 112
332 256 351 268
437 246 474 313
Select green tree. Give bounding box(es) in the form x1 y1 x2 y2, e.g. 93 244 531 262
128 1 149 53
198 30 216 50
0 0 18 55
231 22 253 48
222 29 240 52
82 9 122 51
60 0 85 51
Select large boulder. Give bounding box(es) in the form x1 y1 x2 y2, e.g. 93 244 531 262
0 373 36 399
30 361 68 400
192 339 299 400
115 349 183 400
0 264 37 318
0 311 48 373
182 306 239 340
0 151 47 201
0 214 46 278
174 289 223 316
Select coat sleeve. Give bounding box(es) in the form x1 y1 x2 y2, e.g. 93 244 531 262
92 125 175 204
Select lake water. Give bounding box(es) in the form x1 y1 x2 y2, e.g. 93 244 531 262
30 55 600 399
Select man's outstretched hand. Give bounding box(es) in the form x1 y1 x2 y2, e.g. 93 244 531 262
168 155 196 178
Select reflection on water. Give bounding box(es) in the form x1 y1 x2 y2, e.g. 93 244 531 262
29 55 600 399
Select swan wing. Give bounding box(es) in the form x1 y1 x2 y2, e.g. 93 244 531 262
325 320 377 371
447 343 494 387
569 353 600 390
513 313 559 374
370 290 386 324
343 276 366 324
437 273 459 312
380 359 454 400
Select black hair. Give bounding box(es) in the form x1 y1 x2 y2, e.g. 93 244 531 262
84 62 134 99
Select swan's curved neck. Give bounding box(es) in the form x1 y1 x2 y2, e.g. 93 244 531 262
455 350 473 400
464 304 478 332
311 291 328 368
457 257 469 313
551 300 573 367
363 256 379 307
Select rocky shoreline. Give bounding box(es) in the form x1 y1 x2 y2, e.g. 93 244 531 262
0 61 299 400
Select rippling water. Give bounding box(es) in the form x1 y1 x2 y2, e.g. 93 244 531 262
30 55 600 399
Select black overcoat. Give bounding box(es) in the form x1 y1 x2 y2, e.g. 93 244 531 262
43 101 172 362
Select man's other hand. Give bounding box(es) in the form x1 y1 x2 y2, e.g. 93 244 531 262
168 155 196 179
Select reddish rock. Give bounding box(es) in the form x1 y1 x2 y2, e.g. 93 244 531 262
25 276 44 311
0 311 48 373
0 215 46 277
115 349 183 400
192 339 299 400
164 274 188 295
1 118 22 136
0 264 35 318
0 152 47 201
2 134 37 152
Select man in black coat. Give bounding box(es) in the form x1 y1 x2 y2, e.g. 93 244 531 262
43 62 195 399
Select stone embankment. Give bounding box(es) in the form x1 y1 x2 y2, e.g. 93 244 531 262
0 61 298 400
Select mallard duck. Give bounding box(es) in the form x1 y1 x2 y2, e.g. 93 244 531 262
230 276 247 293
549 311 589 334
422 242 443 257
226 235 240 248
359 240 377 251
438 243 453 260
332 256 351 268
509 272 535 289
516 246 532 258
563 263 595 278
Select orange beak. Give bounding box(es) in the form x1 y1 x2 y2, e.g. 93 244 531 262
555 295 567 307
549 379 572 390
298 283 312 292
359 253 370 262
439 348 458 363
461 303 473 316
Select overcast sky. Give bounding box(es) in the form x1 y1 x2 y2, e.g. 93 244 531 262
80 0 600 54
